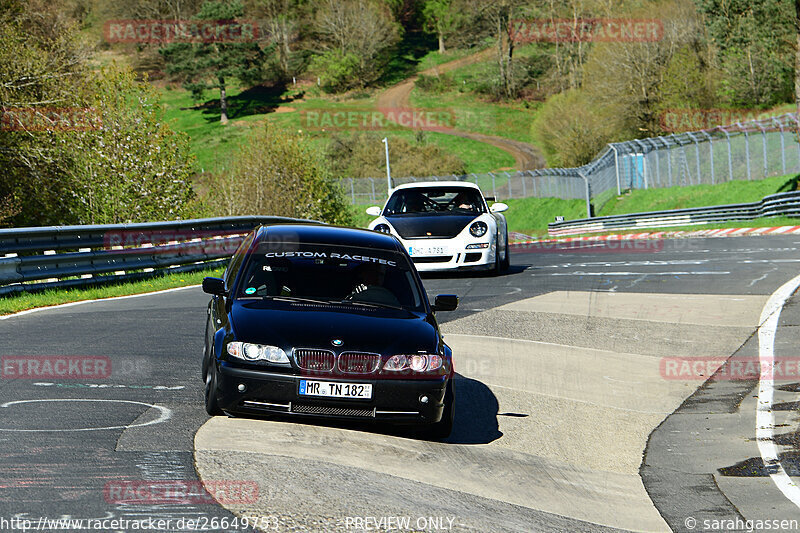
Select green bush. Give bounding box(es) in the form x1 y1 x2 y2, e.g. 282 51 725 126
325 131 466 179
309 50 362 93
415 73 456 93
207 122 354 226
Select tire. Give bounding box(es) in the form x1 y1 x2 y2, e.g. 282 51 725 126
490 233 502 276
202 315 211 383
205 360 223 416
421 380 454 440
501 231 510 272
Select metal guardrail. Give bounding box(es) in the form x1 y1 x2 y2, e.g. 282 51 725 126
0 216 315 296
547 191 800 236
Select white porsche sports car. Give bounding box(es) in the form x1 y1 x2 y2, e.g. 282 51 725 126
366 182 510 274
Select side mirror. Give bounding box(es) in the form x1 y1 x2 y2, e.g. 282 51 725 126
432 294 458 312
366 206 382 217
490 202 509 213
202 277 227 296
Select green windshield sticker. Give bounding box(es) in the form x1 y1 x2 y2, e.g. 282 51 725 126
245 287 256 295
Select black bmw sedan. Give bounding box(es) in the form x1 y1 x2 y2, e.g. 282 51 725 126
201 224 459 438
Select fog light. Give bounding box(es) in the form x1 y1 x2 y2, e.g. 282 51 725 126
237 384 246 393
419 395 429 404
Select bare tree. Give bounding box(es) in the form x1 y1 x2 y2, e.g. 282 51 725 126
314 0 401 87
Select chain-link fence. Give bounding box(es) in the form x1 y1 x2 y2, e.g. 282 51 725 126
341 113 800 218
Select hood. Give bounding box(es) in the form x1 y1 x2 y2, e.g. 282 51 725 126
386 214 475 239
230 300 439 355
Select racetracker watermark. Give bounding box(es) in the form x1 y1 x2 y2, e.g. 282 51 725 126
661 356 800 381
300 107 460 133
1 107 102 132
514 238 666 254
2 356 111 380
103 19 260 44
103 480 258 505
660 108 784 133
103 229 246 255
511 18 663 43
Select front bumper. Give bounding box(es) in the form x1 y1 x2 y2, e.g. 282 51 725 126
401 238 497 272
215 363 448 424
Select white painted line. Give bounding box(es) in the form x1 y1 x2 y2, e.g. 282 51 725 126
0 398 171 432
543 271 730 277
0 284 202 321
757 272 800 509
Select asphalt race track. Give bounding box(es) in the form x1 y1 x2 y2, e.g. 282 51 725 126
2 235 800 532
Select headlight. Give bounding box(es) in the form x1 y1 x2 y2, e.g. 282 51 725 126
374 224 391 234
469 221 488 237
383 354 407 371
383 354 444 372
227 342 289 364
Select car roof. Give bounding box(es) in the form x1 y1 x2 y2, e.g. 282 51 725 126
391 181 482 192
254 224 400 251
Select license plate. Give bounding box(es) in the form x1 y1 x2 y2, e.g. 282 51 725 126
299 380 373 399
408 246 448 256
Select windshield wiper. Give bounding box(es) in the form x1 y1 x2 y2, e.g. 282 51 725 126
267 296 337 306
337 300 404 311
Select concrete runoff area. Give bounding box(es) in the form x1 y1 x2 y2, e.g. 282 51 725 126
194 291 767 532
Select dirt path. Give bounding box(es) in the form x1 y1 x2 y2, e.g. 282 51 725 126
376 48 545 171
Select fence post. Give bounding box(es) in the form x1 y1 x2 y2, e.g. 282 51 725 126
491 173 497 199
737 122 752 180
634 139 650 188
721 127 733 182
688 132 701 185
793 114 800 171
702 131 715 184
774 118 787 175
350 179 355 204
610 144 621 195
651 141 660 187
369 178 376 203
757 123 768 178
578 170 591 218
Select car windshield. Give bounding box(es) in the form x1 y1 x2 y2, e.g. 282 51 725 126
384 187 485 215
236 243 424 312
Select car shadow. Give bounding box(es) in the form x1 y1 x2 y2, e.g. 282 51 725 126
445 374 503 444
226 374 502 445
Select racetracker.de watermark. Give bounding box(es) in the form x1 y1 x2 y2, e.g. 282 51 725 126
300 107 461 133
661 356 800 381
103 480 258 505
1 107 102 132
1 356 111 380
514 238 666 254
660 108 785 133
103 19 260 43
511 18 663 43
103 229 246 255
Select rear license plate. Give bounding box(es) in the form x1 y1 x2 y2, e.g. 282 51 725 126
299 380 373 399
408 246 448 256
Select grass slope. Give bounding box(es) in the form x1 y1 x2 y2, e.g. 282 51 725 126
0 267 223 316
